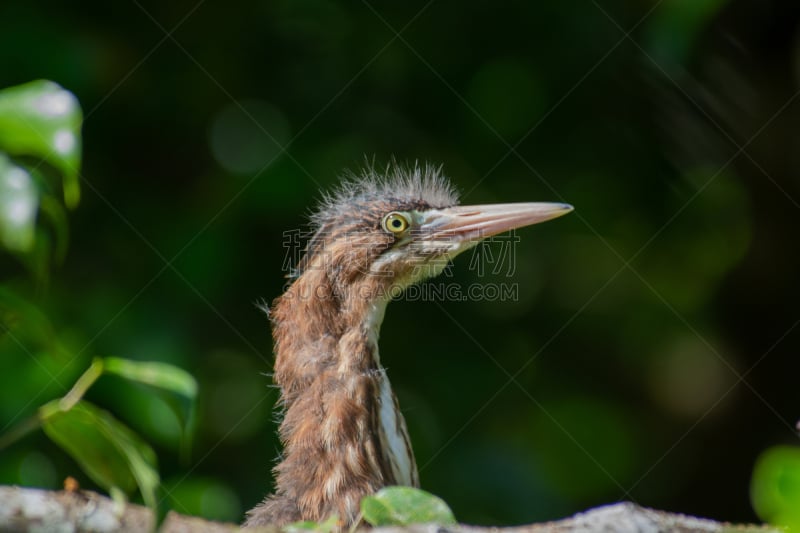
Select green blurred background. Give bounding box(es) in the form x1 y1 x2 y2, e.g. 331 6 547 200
1 0 799 525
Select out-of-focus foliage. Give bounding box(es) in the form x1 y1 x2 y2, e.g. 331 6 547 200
751 446 800 529
0 154 38 253
0 81 82 209
0 80 81 268
0 80 197 517
1 0 798 526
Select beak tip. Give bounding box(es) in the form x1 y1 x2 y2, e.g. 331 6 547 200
555 203 574 216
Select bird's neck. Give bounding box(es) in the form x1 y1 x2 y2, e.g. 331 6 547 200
268 269 418 523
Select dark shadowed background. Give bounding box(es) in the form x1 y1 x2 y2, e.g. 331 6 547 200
1 0 799 525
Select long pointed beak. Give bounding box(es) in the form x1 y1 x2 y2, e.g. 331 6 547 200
425 202 573 243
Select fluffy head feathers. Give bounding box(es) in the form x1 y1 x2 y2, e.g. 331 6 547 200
309 162 459 231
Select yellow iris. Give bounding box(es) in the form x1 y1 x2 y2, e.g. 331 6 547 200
382 212 410 234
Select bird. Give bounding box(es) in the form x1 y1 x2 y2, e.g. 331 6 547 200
244 163 572 528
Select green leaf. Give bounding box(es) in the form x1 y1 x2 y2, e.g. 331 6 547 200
361 486 456 527
0 154 38 252
0 80 82 207
103 357 197 400
40 400 160 511
751 445 800 529
102 357 198 447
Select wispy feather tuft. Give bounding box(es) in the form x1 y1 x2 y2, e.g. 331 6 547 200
308 161 459 231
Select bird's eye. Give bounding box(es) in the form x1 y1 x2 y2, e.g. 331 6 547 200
381 212 410 234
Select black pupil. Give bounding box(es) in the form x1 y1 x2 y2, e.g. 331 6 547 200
391 219 402 228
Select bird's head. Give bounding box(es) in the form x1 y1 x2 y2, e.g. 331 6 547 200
290 164 572 303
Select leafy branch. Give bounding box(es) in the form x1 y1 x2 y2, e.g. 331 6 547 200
0 356 197 517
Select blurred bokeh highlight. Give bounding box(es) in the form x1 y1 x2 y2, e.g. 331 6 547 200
1 0 799 525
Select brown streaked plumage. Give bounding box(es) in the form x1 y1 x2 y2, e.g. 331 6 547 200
244 163 572 528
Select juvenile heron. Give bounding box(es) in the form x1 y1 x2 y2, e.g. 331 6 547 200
245 164 572 528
